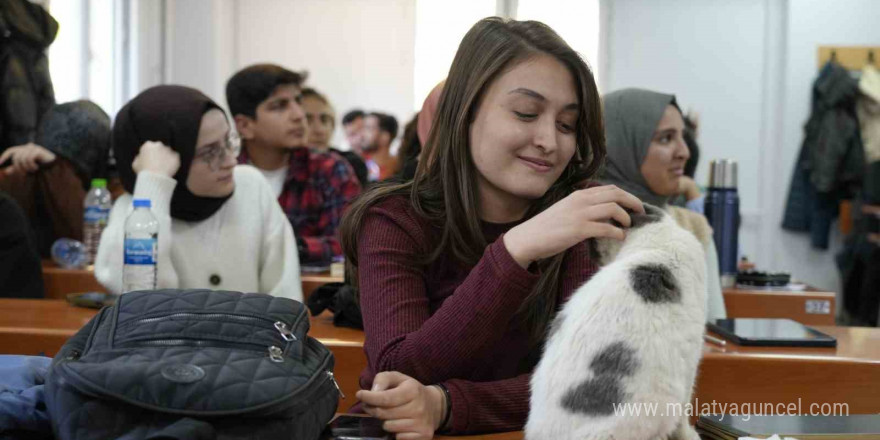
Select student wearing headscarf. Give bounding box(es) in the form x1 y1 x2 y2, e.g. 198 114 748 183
602 88 726 321
0 100 112 256
94 85 302 300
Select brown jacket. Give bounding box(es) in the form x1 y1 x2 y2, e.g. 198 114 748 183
0 158 84 257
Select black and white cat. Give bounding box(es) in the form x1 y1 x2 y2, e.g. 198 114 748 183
526 205 706 440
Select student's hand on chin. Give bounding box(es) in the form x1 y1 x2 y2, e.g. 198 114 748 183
677 176 701 201
503 185 645 269
133 141 180 177
0 143 56 174
356 371 447 440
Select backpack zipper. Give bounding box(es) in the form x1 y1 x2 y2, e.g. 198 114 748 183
126 338 291 363
130 312 298 342
326 371 345 399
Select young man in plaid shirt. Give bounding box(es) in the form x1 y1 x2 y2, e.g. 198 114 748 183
227 64 361 265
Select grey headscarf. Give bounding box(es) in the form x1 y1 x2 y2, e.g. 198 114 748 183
601 88 679 207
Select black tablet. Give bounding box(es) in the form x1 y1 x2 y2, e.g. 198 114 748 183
707 318 837 347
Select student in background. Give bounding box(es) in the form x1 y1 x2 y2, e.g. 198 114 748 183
395 81 445 182
362 112 400 181
396 113 420 181
341 17 643 438
601 88 726 321
0 100 113 256
342 109 366 155
301 87 369 186
95 85 301 300
416 80 444 148
0 192 44 298
227 64 361 266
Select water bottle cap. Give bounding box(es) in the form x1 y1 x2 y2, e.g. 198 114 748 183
91 178 107 189
133 199 151 208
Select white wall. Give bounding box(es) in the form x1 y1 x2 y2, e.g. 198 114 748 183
160 0 416 148
602 0 880 294
164 0 228 106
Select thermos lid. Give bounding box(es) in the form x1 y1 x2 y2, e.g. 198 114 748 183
708 159 737 189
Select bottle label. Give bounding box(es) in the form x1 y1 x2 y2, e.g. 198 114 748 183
84 206 110 225
124 238 157 265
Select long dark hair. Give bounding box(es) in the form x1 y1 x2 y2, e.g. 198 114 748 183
340 17 605 347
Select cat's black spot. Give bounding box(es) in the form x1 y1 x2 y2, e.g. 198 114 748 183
560 375 627 416
630 264 681 303
629 203 665 229
560 342 639 415
588 239 602 262
642 203 665 217
590 342 639 377
630 212 663 229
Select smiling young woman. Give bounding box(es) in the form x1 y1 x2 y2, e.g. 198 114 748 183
339 17 645 439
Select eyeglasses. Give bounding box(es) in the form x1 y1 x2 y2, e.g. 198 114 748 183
194 133 241 171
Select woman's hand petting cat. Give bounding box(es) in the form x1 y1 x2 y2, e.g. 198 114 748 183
357 371 448 440
504 185 644 269
132 141 180 177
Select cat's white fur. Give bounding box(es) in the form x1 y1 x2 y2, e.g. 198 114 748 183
526 206 707 440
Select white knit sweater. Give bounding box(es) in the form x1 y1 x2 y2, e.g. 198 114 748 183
95 165 303 300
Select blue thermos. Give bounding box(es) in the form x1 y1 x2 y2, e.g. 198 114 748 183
704 159 739 288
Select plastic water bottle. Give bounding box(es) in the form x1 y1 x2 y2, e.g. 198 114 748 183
83 178 112 265
51 238 88 269
123 199 158 292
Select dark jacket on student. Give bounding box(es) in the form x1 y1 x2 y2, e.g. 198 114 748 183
0 0 57 152
782 62 866 249
837 160 880 326
0 192 44 298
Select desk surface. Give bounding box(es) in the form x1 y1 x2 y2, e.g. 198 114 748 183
435 432 521 440
0 298 363 353
2 299 879 417
40 261 344 300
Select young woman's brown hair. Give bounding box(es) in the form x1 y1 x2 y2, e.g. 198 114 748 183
341 17 605 346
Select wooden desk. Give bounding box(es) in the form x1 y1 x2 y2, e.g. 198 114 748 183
436 432 521 440
695 326 880 414
4 300 879 418
308 312 367 413
41 261 106 299
0 299 363 413
723 286 836 326
40 261 343 301
0 298 97 355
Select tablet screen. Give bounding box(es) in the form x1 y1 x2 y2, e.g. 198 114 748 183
708 318 836 347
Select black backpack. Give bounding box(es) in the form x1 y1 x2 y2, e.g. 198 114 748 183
44 289 340 440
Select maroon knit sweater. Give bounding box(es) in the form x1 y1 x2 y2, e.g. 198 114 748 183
356 195 598 434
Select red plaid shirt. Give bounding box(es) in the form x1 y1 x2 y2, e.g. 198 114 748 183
239 147 361 264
